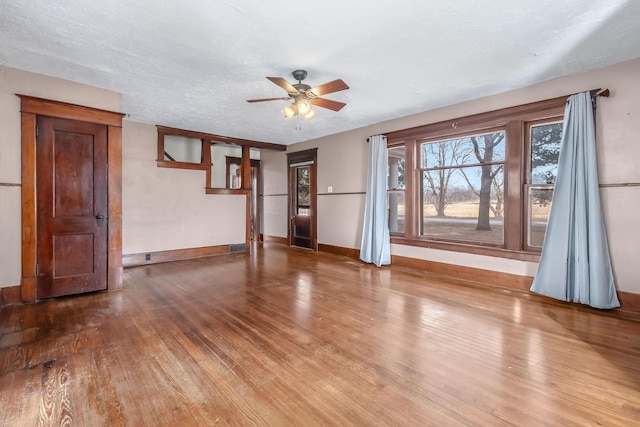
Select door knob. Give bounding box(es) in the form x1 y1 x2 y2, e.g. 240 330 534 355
96 214 105 226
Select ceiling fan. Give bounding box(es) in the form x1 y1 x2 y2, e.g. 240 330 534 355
246 70 349 121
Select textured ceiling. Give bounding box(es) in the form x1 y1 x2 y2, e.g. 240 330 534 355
1 0 640 145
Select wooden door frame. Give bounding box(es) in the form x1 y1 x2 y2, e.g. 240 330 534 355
226 156 262 241
287 148 318 251
18 95 125 302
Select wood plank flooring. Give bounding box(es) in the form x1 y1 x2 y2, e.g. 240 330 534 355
1 243 640 426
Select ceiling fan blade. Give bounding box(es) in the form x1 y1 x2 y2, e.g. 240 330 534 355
266 77 299 94
309 79 349 97
246 97 288 103
312 97 347 111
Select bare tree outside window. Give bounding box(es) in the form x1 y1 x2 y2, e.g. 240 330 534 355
420 131 505 244
462 133 505 230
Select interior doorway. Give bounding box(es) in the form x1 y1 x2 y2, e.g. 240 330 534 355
226 157 261 241
36 117 108 298
287 149 317 250
19 95 124 302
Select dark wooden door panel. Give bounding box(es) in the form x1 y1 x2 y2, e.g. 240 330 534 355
287 149 317 250
37 117 108 298
292 216 311 248
54 133 95 217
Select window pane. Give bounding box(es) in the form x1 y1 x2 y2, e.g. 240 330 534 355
164 135 202 163
528 187 553 247
388 146 405 190
421 131 505 169
422 165 504 244
229 163 241 189
388 190 405 234
297 207 310 216
531 122 562 184
297 167 310 207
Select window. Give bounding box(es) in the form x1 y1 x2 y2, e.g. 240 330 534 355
526 121 563 249
385 96 566 260
163 135 203 164
420 130 505 245
296 166 311 216
388 145 406 234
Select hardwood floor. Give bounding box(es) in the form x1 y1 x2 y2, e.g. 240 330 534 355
1 243 640 426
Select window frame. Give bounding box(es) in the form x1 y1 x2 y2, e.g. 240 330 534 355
387 142 407 236
156 125 286 194
417 127 507 246
385 96 567 261
524 118 564 252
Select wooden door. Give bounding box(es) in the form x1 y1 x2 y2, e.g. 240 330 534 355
288 149 317 250
36 117 108 298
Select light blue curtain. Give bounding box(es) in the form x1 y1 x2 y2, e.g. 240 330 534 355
531 92 619 309
360 135 391 267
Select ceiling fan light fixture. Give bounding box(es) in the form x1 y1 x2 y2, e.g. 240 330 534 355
297 98 311 115
304 109 315 121
283 103 297 119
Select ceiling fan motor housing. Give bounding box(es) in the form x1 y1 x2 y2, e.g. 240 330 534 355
293 83 312 94
292 69 308 82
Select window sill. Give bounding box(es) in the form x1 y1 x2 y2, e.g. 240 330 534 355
390 236 541 262
156 160 211 171
205 187 250 195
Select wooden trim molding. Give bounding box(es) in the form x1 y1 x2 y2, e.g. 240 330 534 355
1 285 21 307
262 235 289 246
18 94 124 127
391 254 640 313
318 244 360 259
618 291 640 313
107 125 124 291
317 244 533 290
18 95 125 302
385 95 567 143
156 160 211 170
317 192 366 196
123 245 237 268
390 237 541 262
20 111 37 303
205 188 251 195
391 254 534 290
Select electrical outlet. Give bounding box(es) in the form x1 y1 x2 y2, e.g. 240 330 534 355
328 186 333 193
145 253 151 261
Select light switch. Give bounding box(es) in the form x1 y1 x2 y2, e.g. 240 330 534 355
328 186 333 193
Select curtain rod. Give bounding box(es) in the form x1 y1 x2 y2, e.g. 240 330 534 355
588 88 609 109
590 88 610 98
367 88 611 142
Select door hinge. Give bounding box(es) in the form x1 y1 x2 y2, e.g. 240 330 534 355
36 263 40 276
36 125 38 137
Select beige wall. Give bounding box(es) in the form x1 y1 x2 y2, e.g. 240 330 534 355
0 66 247 289
263 58 640 295
0 66 121 288
122 121 246 254
261 150 289 239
